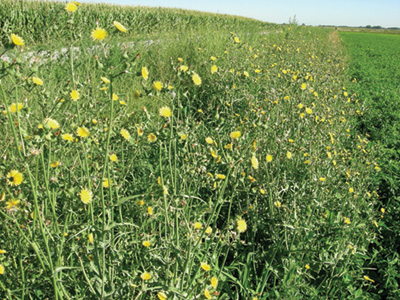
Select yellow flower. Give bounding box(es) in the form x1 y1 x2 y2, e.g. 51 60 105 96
6 103 24 113
205 226 212 234
147 206 153 215
140 272 151 281
363 275 375 283
243 71 249 77
181 134 187 140
7 170 23 186
65 2 77 12
180 65 188 72
305 264 310 270
5 199 19 212
10 33 24 47
88 233 94 244
158 292 168 300
286 151 292 159
0 249 6 254
201 262 211 272
216 174 226 180
159 106 172 118
138 200 144 206
211 276 218 289
143 241 151 247
153 81 163 91
274 201 281 208
192 73 202 86
134 90 141 98
349 188 354 193
109 154 117 162
251 156 259 170
211 65 218 74
225 143 232 149
204 289 211 300
70 90 80 101
230 131 241 139
266 154 273 162
0 264 4 275
91 27 107 41
205 137 214 144
120 128 131 141
62 133 74 141
103 178 110 188
32 77 43 86
194 222 202 229
77 127 90 138
320 177 326 182
306 108 313 114
148 133 157 143
298 103 304 109
113 21 127 32
301 83 307 90
44 118 60 130
141 67 149 80
237 218 247 233
50 161 60 168
80 189 93 204
234 36 240 43
137 126 144 136
101 77 110 84
112 93 118 101
344 217 351 224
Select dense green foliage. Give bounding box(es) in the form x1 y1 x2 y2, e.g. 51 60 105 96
341 31 400 299
0 1 384 299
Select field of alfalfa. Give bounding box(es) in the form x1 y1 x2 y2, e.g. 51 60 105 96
0 1 389 299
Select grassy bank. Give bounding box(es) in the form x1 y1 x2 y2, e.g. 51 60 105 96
0 1 381 299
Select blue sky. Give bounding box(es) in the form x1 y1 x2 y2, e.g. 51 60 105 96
77 0 400 28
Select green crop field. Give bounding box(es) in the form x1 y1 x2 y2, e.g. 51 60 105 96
341 31 400 300
0 1 396 299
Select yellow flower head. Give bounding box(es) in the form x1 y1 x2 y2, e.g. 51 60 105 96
101 76 110 84
180 65 189 72
194 222 202 229
205 226 212 234
230 131 241 139
266 154 273 162
211 65 218 74
7 103 24 113
32 77 43 86
216 174 226 180
80 189 93 204
301 83 307 90
205 137 214 145
237 218 247 233
77 127 90 138
0 264 4 275
234 36 240 43
141 67 149 80
7 170 23 186
120 128 131 141
287 151 292 159
113 21 127 33
251 156 259 170
147 206 154 215
109 154 117 162
88 233 94 244
153 81 163 91
148 133 157 143
10 33 24 47
204 289 211 300
102 178 110 188
157 292 168 300
192 73 202 86
143 240 151 247
44 118 60 130
91 27 107 41
50 161 60 168
62 133 74 141
211 276 218 289
140 272 151 280
65 2 78 13
70 90 80 101
200 262 211 272
159 106 172 118
5 199 19 212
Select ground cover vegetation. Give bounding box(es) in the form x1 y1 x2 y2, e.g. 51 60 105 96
341 31 400 299
0 1 385 299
